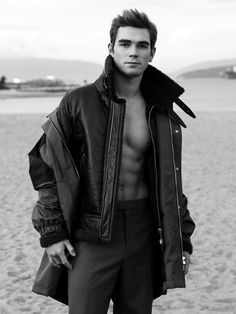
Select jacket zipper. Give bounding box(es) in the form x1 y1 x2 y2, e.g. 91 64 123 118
148 105 163 249
112 100 126 206
48 117 80 182
99 101 115 237
168 116 184 257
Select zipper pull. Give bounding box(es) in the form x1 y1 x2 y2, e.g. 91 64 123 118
158 228 164 249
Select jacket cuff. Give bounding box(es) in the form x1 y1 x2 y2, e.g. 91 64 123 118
183 239 193 255
40 229 68 248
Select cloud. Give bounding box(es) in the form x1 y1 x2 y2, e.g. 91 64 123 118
0 0 236 71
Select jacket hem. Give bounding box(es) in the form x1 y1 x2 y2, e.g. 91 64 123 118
183 240 193 255
163 280 186 290
32 285 52 296
73 229 100 243
32 285 68 305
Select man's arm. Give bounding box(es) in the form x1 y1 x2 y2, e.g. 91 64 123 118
29 133 75 268
29 92 79 267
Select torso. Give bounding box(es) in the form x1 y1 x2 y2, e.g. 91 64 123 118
117 95 151 201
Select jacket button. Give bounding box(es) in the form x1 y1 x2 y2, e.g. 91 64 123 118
176 167 179 171
174 129 179 133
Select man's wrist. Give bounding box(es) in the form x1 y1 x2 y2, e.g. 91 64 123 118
40 229 69 248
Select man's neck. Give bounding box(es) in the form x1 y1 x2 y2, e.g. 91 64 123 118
113 70 143 100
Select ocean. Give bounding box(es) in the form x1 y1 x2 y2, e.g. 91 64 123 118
0 79 236 114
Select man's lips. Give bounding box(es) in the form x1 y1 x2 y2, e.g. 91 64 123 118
125 62 140 65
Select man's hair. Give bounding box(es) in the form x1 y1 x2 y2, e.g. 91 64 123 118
110 9 157 50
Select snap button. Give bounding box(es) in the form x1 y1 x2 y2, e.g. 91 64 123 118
176 167 179 171
174 129 179 133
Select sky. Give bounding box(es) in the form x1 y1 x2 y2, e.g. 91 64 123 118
0 0 236 72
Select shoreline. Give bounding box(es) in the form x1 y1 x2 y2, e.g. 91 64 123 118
0 90 66 99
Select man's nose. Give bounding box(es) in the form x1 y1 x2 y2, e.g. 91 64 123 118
129 45 138 57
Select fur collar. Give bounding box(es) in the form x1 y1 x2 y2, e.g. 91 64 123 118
95 55 195 127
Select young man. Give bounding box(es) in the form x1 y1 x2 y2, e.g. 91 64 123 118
29 9 196 314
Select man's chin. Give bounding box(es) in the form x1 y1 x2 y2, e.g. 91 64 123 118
117 67 143 79
124 72 142 79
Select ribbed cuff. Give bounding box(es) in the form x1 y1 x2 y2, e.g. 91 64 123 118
40 229 68 248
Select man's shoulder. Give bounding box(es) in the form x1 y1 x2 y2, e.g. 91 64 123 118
55 82 102 119
67 83 99 102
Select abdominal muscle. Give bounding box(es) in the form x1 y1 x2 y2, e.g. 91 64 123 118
116 95 151 201
117 140 150 201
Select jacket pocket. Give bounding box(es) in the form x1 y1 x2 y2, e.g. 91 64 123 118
77 213 101 230
72 213 101 242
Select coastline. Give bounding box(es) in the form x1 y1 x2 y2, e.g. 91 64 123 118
0 89 67 99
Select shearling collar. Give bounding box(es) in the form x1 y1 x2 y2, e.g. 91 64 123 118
95 55 195 126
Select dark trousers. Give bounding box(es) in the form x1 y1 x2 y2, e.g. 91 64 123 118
68 197 157 314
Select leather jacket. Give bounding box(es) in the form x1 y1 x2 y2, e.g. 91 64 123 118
28 55 196 304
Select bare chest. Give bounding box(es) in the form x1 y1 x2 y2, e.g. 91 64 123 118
123 100 150 152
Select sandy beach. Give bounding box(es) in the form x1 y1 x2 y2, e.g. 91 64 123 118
0 106 236 313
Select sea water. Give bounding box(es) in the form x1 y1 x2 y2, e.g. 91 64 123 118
0 96 61 114
1 79 236 113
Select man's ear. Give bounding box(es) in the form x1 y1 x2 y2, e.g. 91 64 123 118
108 43 114 56
149 47 156 62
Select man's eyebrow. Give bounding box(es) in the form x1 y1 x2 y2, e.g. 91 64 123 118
118 39 150 46
118 39 131 43
138 41 150 46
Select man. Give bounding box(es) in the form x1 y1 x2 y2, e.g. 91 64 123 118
28 9 196 314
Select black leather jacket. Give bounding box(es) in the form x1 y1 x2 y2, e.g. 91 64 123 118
28 56 195 302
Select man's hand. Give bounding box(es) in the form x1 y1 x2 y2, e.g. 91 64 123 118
183 251 191 275
45 239 76 270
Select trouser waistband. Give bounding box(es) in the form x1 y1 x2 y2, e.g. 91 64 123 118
114 197 151 210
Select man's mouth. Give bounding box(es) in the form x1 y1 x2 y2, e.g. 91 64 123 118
125 62 140 65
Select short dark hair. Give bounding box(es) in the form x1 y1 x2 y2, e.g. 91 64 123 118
110 9 157 50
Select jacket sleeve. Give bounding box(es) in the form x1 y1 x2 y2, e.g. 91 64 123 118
179 193 196 255
29 133 69 247
29 93 75 247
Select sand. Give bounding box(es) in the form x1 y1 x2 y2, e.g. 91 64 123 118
0 111 236 314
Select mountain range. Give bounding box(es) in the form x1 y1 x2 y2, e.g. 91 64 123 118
0 58 103 84
170 58 236 79
1 57 236 83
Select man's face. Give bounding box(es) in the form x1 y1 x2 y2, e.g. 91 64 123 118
109 26 155 78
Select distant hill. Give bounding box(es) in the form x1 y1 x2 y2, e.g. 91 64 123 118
0 58 103 84
170 58 236 79
177 65 236 79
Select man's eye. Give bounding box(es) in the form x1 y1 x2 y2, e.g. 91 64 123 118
139 44 148 49
120 43 129 47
